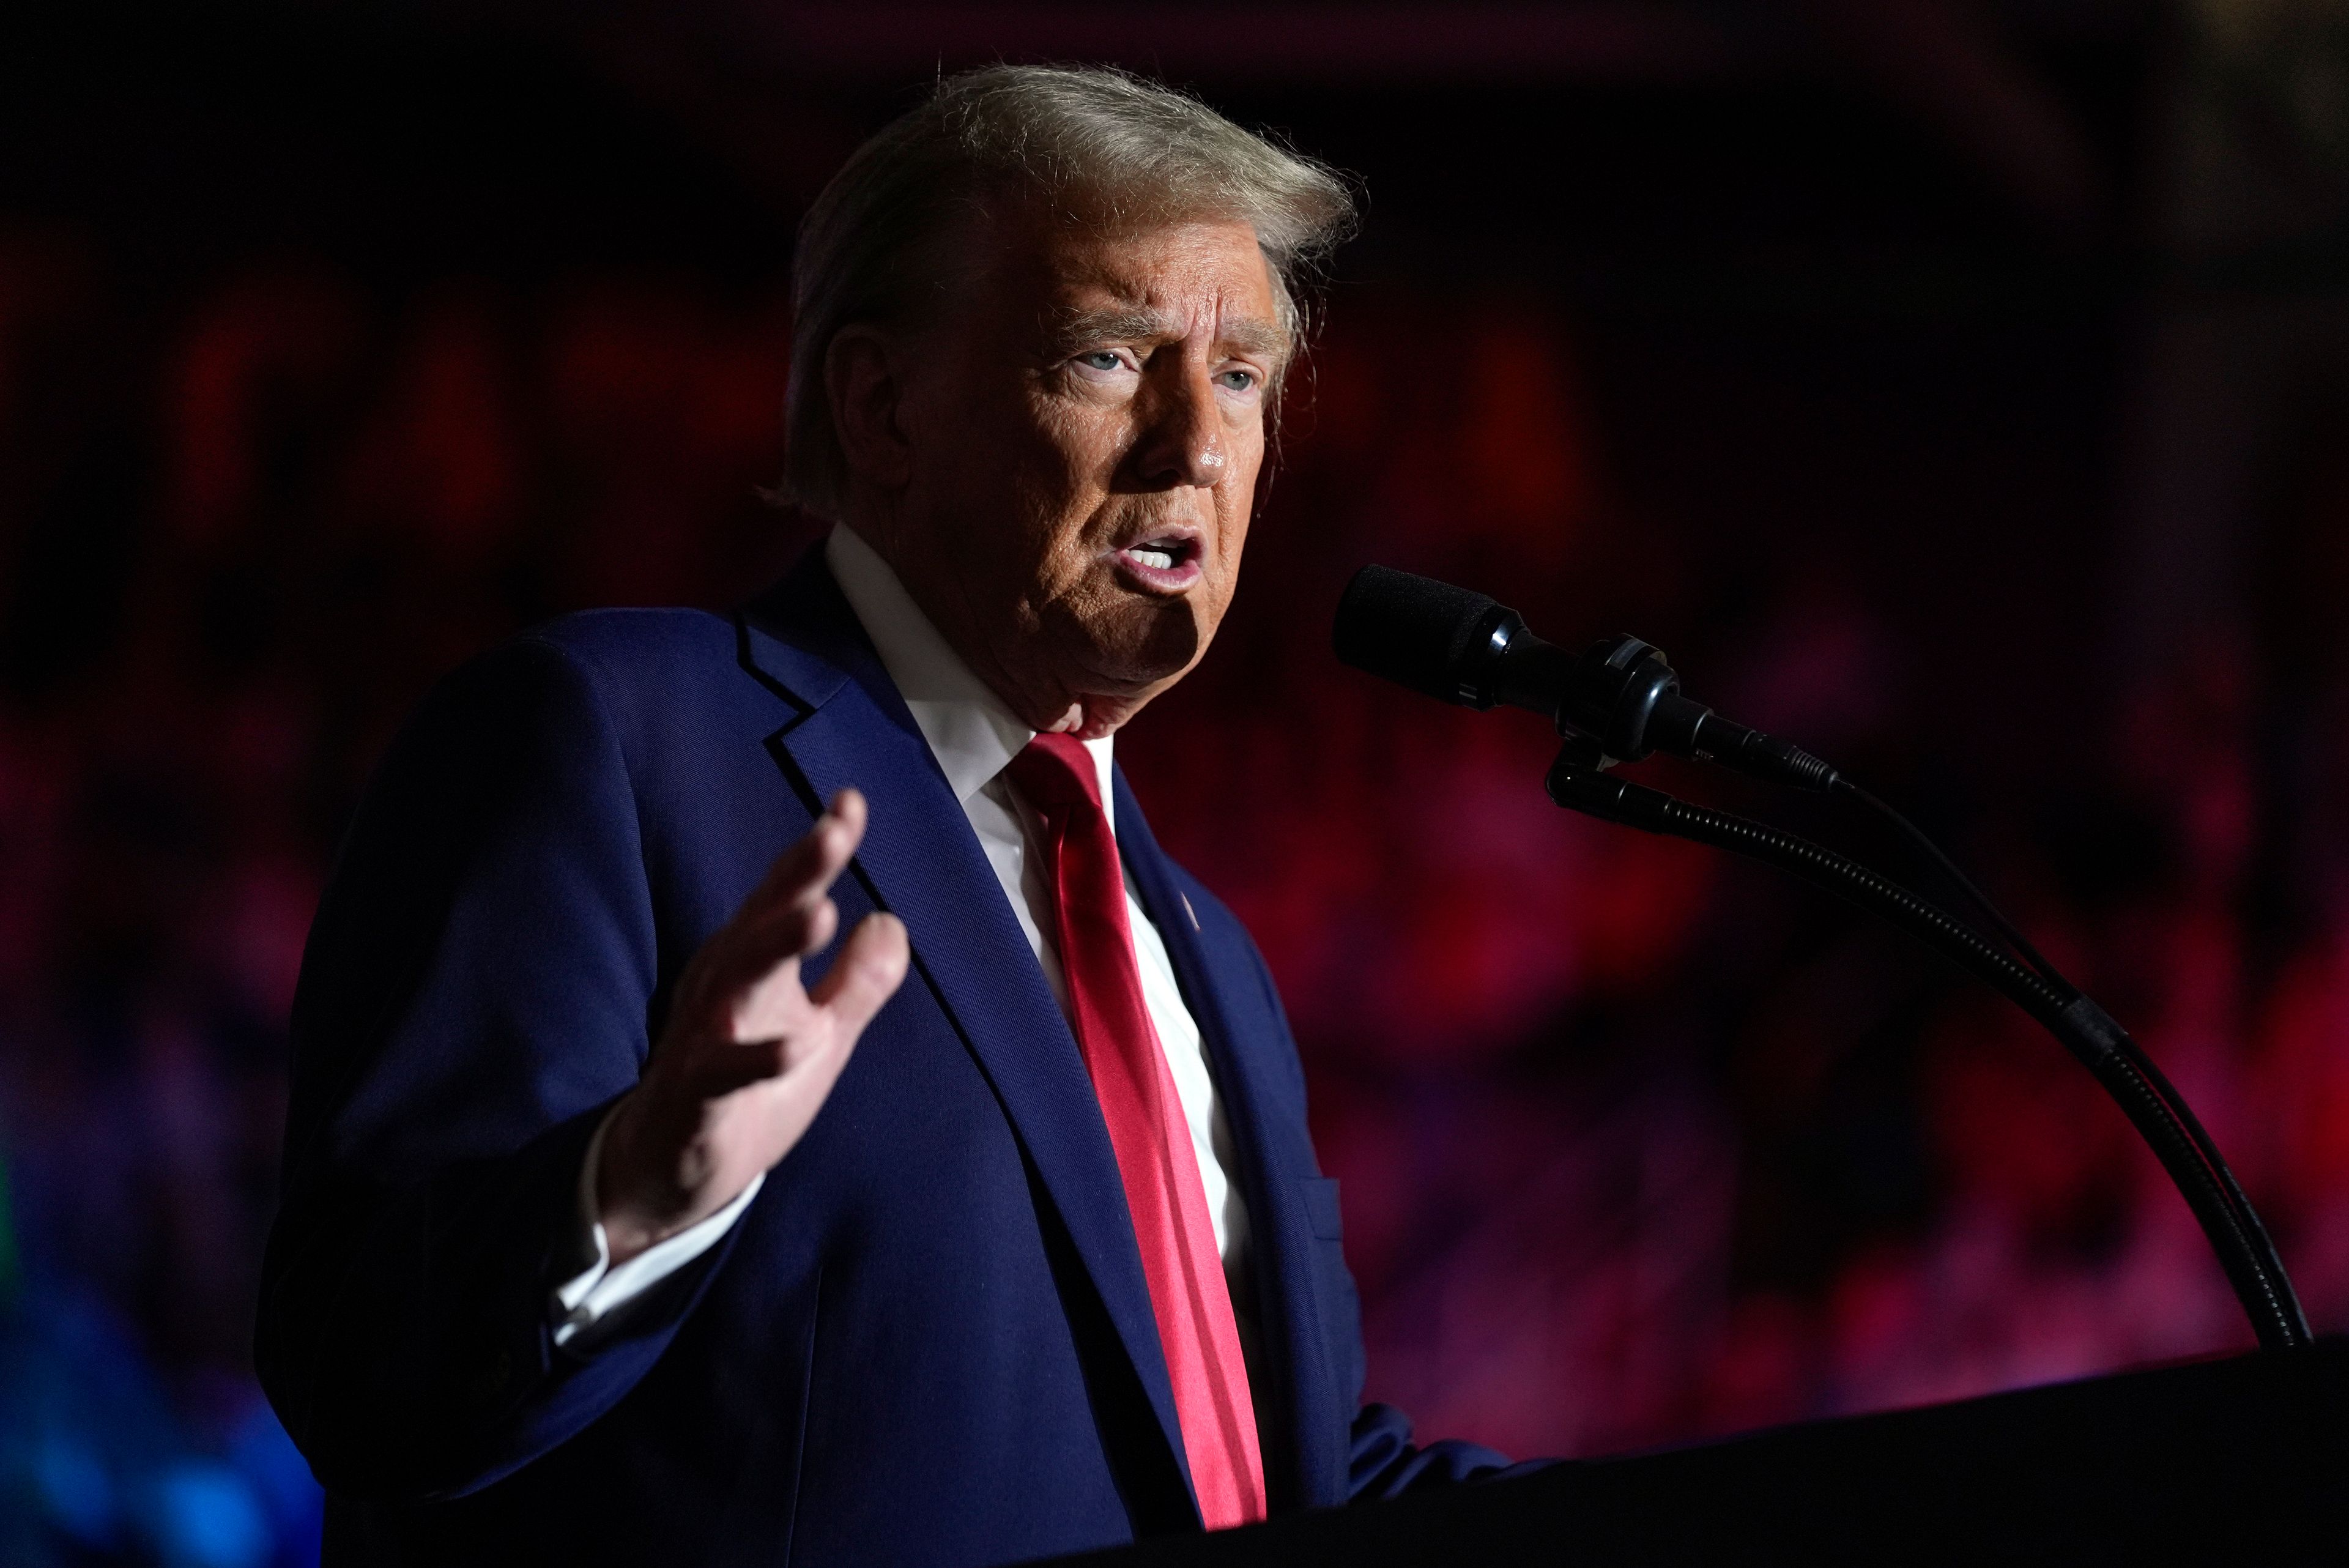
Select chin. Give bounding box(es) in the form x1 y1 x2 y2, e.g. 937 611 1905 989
1082 595 1206 689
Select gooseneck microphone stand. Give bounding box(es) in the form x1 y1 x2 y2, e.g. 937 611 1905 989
1333 564 2312 1354
1546 737 2310 1352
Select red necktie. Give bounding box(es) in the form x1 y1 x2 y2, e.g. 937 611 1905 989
1007 733 1267 1529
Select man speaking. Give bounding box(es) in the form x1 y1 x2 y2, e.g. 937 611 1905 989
259 65 1512 1566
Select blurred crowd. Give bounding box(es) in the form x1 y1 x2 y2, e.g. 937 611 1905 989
5 7 2349 1564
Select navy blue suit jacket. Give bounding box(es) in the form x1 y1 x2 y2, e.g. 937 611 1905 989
259 549 1507 1566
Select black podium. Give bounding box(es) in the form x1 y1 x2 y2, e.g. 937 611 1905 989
1045 1340 2348 1564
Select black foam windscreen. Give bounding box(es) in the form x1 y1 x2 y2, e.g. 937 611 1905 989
1332 564 1507 706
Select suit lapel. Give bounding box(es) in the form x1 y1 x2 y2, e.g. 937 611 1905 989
1110 769 1345 1512
735 554 1196 1513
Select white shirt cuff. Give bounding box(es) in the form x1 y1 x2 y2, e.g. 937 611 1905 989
551 1106 763 1348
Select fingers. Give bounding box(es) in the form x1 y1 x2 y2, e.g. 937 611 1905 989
808 911 910 1038
745 788 867 915
828 786 868 848
682 912 902 1099
724 893 839 983
680 790 871 1018
675 896 828 1022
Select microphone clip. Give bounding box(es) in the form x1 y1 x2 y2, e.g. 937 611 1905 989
1545 733 1675 833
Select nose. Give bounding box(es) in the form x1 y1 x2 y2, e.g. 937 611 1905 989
1127 363 1226 491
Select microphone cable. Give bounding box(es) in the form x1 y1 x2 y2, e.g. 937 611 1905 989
1832 779 2063 989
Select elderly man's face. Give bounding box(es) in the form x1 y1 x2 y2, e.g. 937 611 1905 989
836 210 1282 737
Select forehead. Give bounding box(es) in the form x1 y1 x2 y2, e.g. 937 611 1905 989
979 213 1280 338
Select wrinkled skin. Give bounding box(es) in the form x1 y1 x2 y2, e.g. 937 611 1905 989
828 209 1285 737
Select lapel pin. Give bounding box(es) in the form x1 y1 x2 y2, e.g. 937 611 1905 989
1179 891 1201 932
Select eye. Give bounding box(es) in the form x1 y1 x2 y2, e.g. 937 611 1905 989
1075 350 1127 373
1217 368 1258 393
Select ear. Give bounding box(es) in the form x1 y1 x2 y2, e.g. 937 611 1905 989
825 325 913 491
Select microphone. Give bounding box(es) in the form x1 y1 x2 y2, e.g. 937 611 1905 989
1331 567 2316 1354
1332 563 1841 791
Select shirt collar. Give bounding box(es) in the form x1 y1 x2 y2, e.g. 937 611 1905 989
825 523 1117 822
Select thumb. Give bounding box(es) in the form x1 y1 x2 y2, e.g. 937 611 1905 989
809 911 910 1038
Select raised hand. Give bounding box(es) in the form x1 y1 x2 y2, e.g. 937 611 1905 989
595 789 909 1265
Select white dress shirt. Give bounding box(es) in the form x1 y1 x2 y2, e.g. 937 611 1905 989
552 524 1253 1348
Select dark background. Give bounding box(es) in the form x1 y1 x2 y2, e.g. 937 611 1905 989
4 3 2348 1563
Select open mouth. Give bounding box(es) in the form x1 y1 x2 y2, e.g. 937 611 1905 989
1125 540 1188 570
1113 532 1204 589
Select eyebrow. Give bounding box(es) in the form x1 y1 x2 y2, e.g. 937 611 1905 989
1044 305 1288 363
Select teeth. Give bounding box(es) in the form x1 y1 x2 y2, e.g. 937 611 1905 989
1129 548 1175 570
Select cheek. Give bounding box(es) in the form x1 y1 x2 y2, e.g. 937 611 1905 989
930 398 1094 587
1014 377 1119 464
1026 410 1135 567
1210 442 1263 563
1021 409 1096 518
